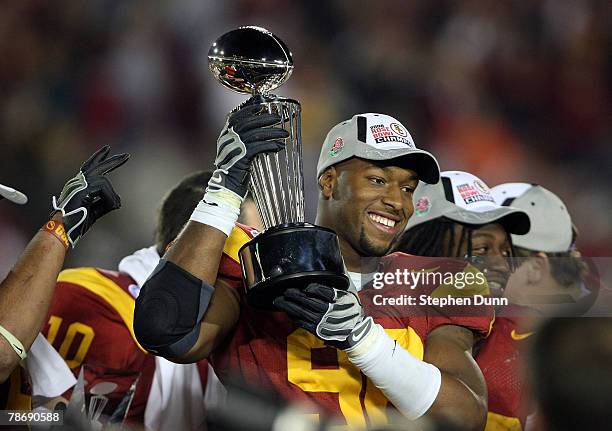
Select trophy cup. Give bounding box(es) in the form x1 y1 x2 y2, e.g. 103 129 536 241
208 26 349 309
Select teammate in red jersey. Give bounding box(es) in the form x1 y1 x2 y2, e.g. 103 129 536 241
43 171 226 428
398 172 533 431
0 146 128 412
399 177 591 431
474 183 590 431
135 107 495 430
0 146 128 382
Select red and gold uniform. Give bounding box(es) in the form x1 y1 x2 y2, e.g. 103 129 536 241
475 305 536 431
42 268 155 424
211 225 494 428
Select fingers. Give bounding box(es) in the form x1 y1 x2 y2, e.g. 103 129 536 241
318 326 352 340
93 153 130 175
233 113 284 134
273 296 320 325
284 288 329 313
228 103 265 126
81 145 130 176
241 127 289 144
245 140 286 159
80 145 110 172
303 284 349 302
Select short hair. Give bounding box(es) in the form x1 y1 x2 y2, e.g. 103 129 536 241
529 318 612 430
155 170 212 255
514 247 587 287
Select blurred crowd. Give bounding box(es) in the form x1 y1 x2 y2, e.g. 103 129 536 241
1 0 611 277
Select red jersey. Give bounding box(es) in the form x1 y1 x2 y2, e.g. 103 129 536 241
475 305 535 431
43 268 155 424
211 225 494 429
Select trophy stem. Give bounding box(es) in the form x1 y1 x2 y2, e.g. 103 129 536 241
249 163 271 228
263 152 283 225
295 104 305 222
274 150 288 222
283 128 295 221
252 157 275 227
284 102 296 221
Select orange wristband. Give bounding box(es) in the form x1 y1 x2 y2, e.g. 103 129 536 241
41 220 70 249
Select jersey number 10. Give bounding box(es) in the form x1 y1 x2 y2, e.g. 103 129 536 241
45 315 95 368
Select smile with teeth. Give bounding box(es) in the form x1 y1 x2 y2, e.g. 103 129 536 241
368 213 397 228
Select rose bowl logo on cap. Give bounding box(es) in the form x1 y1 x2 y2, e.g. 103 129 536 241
329 137 344 157
389 122 408 137
457 181 495 205
369 123 411 145
414 196 431 216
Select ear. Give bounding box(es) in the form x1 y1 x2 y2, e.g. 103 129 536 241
318 167 337 199
526 253 548 285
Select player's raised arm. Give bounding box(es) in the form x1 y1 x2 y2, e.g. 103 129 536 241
134 100 288 362
0 146 129 381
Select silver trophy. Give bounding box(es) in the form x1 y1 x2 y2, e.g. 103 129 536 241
208 26 348 309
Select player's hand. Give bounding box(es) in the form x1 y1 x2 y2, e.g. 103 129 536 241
207 98 289 200
274 283 375 349
52 145 129 248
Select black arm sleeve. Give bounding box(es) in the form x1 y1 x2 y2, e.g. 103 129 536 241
134 259 214 359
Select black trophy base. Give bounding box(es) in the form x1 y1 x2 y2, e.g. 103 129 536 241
239 223 349 310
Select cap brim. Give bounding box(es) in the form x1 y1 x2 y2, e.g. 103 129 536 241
445 206 530 235
0 183 28 205
356 147 440 184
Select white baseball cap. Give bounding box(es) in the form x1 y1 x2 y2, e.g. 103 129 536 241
0 183 28 205
316 113 440 184
490 183 574 253
407 171 530 234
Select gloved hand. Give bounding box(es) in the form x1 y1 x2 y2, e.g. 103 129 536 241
273 283 375 350
52 145 129 247
208 100 289 199
190 99 288 236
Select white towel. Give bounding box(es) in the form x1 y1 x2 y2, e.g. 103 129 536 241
118 245 160 292
145 358 206 430
26 334 76 397
119 246 226 430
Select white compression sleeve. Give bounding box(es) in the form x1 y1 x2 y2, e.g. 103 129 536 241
345 322 441 420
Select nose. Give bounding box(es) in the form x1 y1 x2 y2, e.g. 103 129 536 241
381 184 403 211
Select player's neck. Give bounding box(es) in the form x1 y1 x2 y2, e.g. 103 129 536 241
315 211 380 273
339 238 379 274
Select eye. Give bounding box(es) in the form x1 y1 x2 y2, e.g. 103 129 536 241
401 185 415 193
368 176 385 185
472 246 488 256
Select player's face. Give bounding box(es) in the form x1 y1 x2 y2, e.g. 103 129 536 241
504 255 573 310
332 158 418 257
451 223 512 297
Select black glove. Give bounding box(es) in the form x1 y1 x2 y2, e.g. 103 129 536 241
208 99 289 199
274 283 374 349
52 145 129 247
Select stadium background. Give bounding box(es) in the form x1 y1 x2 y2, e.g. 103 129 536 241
0 0 610 277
